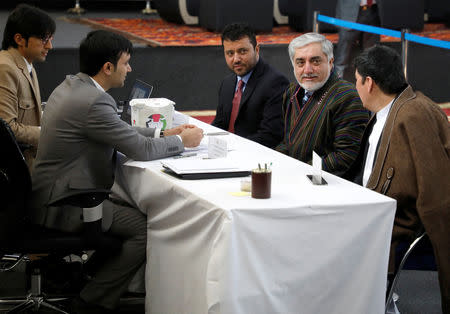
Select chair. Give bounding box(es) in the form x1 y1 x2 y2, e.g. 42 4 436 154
385 231 427 313
425 0 450 23
378 0 424 31
153 0 199 25
0 118 121 313
274 0 289 25
288 0 338 33
67 0 85 14
198 0 273 32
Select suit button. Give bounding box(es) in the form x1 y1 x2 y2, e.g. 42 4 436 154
26 104 30 108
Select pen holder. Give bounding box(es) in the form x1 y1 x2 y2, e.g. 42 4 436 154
251 169 272 199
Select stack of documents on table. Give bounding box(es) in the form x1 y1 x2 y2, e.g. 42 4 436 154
161 158 251 179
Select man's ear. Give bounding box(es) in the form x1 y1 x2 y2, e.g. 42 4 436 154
102 62 113 75
255 43 260 54
13 33 26 47
366 76 375 92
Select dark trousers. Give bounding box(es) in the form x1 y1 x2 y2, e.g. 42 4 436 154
80 200 147 310
335 5 381 78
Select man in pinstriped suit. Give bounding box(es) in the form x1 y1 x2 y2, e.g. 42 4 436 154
276 33 369 178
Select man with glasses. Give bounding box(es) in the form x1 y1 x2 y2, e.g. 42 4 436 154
0 4 55 171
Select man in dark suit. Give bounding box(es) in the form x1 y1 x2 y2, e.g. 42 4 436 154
212 23 289 148
30 30 203 313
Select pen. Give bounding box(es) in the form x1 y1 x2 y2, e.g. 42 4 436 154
204 131 229 136
173 152 197 159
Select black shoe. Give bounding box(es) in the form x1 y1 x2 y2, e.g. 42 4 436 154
68 296 113 314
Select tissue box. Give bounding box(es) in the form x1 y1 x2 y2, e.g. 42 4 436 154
130 98 175 130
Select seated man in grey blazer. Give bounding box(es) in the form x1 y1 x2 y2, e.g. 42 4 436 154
30 30 203 313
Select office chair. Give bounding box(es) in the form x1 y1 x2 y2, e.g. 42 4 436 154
0 117 122 313
385 231 427 313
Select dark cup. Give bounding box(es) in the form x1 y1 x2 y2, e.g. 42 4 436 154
251 170 272 199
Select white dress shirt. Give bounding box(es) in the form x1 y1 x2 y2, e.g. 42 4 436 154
362 99 393 186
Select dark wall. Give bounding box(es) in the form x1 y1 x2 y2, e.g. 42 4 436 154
34 45 295 111
34 43 450 111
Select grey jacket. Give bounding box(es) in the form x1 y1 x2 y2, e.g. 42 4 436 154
31 73 183 232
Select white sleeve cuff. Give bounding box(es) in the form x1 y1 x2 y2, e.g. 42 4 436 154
154 128 162 138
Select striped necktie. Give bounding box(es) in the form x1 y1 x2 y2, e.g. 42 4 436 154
302 91 312 106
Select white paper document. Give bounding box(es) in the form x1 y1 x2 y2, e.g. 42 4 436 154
208 136 228 158
311 151 324 185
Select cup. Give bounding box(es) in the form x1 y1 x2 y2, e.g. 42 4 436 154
251 169 272 199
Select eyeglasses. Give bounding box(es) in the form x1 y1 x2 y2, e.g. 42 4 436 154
40 35 54 45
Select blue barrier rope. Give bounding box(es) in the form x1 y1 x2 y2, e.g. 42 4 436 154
318 14 450 50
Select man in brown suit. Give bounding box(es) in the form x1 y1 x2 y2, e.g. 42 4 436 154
346 45 450 313
0 4 55 171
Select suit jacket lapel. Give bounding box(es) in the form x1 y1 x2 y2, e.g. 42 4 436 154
30 67 41 103
239 59 264 107
366 86 415 189
10 49 41 105
223 74 237 126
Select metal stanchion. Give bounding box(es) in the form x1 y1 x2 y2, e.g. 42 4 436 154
142 0 157 14
313 11 320 33
67 0 85 15
401 28 409 81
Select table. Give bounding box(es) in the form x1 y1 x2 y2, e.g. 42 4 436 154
112 117 396 314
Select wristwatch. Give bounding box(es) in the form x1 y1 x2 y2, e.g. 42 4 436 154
159 130 164 138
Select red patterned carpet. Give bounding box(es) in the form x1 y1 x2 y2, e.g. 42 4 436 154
65 17 450 47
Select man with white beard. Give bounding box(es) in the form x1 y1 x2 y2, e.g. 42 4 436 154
276 33 369 177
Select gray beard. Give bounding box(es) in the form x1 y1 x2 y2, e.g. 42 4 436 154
297 68 331 92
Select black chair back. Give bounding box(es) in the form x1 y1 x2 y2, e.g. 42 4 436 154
0 118 31 244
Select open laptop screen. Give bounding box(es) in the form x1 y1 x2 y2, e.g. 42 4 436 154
129 79 153 99
121 79 153 124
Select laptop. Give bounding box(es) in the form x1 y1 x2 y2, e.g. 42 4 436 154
120 79 154 124
161 159 251 180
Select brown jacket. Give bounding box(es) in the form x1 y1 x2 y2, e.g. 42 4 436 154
0 48 42 171
347 85 450 313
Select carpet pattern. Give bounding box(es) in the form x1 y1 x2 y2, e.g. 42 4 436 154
65 17 450 47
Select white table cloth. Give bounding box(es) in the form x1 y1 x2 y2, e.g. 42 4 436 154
113 117 396 314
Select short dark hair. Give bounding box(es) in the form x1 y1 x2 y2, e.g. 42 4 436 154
353 45 407 95
221 23 257 48
79 30 133 77
2 4 56 50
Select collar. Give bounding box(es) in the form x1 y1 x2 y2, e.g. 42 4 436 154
89 76 105 92
375 98 394 121
237 69 253 86
22 57 33 74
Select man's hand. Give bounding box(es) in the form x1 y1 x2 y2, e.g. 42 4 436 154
164 124 197 137
179 127 204 147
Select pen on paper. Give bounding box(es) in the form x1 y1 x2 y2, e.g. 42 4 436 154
173 152 197 159
204 131 229 136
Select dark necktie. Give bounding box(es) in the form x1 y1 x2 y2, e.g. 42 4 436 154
302 91 312 107
228 79 244 133
30 70 33 79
